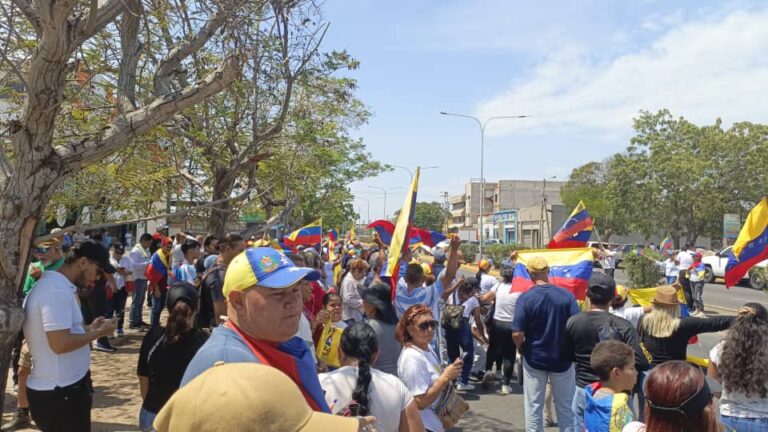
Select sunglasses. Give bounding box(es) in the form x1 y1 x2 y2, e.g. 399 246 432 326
416 320 439 331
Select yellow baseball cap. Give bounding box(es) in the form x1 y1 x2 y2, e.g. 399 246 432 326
478 259 491 271
526 256 549 272
421 263 432 275
153 362 360 432
222 247 320 298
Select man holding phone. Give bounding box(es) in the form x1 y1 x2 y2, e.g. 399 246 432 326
23 239 117 431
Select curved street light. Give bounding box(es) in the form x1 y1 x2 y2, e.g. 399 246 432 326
439 112 528 259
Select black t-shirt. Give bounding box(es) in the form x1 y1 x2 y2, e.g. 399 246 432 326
197 263 226 328
137 326 208 413
561 311 650 388
638 315 733 367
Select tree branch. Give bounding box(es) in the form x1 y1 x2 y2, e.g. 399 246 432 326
77 0 125 43
11 0 41 34
116 0 142 109
55 55 241 171
153 0 246 96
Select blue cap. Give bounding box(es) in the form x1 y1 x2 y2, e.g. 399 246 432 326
223 247 321 298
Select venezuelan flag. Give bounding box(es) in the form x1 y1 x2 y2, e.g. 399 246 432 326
285 218 322 246
368 220 394 245
349 222 356 242
327 228 338 242
410 228 447 248
660 237 673 255
725 197 768 287
510 248 593 300
145 249 170 284
386 167 420 297
584 383 634 432
548 200 593 249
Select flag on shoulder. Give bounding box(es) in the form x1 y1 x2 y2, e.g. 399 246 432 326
284 218 322 247
660 237 673 255
510 248 593 300
725 198 768 287
548 200 594 249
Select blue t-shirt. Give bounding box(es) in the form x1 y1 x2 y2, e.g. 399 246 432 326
511 283 580 373
181 326 330 412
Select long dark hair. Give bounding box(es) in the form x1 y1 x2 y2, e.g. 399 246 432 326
340 322 379 416
719 302 768 398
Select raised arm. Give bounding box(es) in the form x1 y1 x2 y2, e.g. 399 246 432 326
439 235 461 288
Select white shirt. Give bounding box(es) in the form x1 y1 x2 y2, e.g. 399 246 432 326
676 250 694 269
320 366 413 432
340 272 365 322
601 250 616 269
110 255 132 288
130 244 151 280
124 232 133 247
479 273 497 295
610 304 645 329
398 345 444 432
23 271 91 390
491 282 521 322
171 243 184 269
710 342 768 418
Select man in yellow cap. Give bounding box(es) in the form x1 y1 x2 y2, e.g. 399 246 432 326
511 256 580 431
181 247 330 412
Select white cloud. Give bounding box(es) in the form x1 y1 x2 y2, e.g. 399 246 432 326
476 8 768 136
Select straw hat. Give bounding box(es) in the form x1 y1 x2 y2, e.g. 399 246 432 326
652 285 680 306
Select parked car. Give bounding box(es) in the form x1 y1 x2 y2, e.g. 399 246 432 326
483 239 502 245
701 246 768 290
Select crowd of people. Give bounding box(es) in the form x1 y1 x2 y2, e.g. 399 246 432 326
5 227 768 432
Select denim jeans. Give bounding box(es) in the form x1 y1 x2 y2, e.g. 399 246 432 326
130 278 148 326
666 275 677 284
691 280 705 312
522 358 575 432
106 288 128 331
139 407 157 432
444 322 474 384
149 290 166 329
572 386 586 431
721 415 768 432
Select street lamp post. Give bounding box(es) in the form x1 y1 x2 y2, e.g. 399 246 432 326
355 196 371 224
439 112 528 259
391 165 440 183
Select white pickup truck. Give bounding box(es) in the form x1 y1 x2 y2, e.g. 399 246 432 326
701 246 768 289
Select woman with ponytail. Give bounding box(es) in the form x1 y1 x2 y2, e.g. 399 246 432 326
319 322 425 432
137 282 208 431
708 302 768 431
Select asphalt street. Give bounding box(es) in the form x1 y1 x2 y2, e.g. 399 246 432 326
448 268 767 431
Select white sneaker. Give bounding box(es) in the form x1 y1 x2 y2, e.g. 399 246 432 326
692 310 707 318
456 383 476 391
500 385 510 395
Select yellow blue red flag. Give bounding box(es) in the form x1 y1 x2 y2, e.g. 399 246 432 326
511 248 593 300
725 198 768 287
548 201 593 249
285 218 322 246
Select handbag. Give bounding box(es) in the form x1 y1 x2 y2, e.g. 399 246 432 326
434 381 469 429
441 292 466 331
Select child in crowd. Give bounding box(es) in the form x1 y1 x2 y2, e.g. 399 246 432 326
584 340 637 432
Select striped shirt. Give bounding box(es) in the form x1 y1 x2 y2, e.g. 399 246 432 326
394 278 445 319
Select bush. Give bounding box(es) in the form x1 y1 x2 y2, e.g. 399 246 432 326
459 243 477 264
623 251 664 288
486 243 528 268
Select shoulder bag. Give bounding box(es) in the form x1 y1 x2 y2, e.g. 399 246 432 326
441 292 465 331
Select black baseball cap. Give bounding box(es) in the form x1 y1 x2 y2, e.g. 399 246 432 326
588 272 616 298
111 242 125 254
72 239 116 273
166 281 199 311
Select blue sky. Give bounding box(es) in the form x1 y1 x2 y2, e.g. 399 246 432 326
321 0 768 221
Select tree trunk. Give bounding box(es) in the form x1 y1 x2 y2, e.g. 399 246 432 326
207 168 236 238
0 163 62 410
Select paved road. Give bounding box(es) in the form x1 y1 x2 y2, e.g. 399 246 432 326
448 268 768 431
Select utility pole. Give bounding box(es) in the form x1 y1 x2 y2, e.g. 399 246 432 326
441 191 449 231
